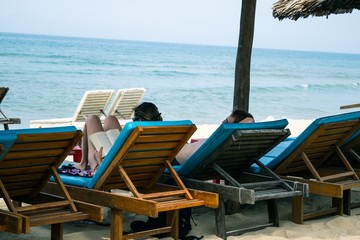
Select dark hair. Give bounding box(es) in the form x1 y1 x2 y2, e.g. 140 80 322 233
133 102 163 121
231 109 254 123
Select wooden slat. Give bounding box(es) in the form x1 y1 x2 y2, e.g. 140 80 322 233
124 149 174 159
17 200 70 213
157 199 205 212
1 181 39 191
0 157 56 168
141 190 186 199
0 165 50 175
8 140 71 151
320 171 355 181
30 211 90 227
16 131 79 142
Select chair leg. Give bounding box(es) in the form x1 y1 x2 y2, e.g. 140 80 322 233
292 195 304 224
51 223 63 240
267 199 279 227
343 189 351 215
167 210 179 240
111 208 123 240
215 198 227 240
332 197 344 215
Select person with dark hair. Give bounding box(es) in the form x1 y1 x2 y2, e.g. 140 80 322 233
75 102 162 174
175 109 254 164
223 109 254 124
133 102 163 121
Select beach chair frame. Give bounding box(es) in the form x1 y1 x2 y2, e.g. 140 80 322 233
44 121 218 240
171 121 308 239
273 116 360 224
0 127 103 238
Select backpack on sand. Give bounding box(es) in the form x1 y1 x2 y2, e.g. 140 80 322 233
130 208 202 240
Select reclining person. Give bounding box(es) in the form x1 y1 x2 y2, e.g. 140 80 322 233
75 102 163 174
174 109 254 165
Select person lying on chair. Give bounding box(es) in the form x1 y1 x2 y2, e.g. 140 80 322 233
130 109 254 237
75 102 163 174
174 109 254 165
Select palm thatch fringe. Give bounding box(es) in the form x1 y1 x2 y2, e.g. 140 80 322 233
273 0 360 20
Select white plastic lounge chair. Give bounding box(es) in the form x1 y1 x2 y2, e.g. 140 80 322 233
30 89 114 128
106 88 145 120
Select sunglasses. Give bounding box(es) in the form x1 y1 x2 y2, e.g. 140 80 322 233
132 118 141 122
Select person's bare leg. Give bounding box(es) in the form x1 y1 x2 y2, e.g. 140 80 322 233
103 115 122 132
77 115 104 172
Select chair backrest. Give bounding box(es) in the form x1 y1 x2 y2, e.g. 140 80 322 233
107 88 146 119
72 90 114 122
272 111 360 175
0 126 82 197
88 120 195 191
175 119 289 179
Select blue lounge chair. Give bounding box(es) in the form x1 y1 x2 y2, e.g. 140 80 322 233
248 111 360 224
0 126 102 238
44 120 218 240
171 119 308 239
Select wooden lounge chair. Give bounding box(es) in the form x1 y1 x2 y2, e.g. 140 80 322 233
107 88 146 120
0 126 103 239
342 132 360 172
325 128 360 177
44 120 218 240
30 89 114 128
170 119 308 239
248 111 360 224
0 87 21 130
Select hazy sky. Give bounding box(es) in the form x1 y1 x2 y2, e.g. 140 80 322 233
1 0 360 54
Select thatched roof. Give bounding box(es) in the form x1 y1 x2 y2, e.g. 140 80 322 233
273 0 360 20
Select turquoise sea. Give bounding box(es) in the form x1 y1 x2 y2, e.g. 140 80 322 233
1 32 359 129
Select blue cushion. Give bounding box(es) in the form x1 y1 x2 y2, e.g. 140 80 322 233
247 137 295 173
2 126 78 134
248 111 360 173
86 120 193 189
0 132 17 159
175 119 289 177
57 173 92 187
0 126 77 161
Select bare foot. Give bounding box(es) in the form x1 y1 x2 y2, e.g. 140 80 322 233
74 162 87 170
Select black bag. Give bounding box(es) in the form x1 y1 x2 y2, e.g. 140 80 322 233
131 208 199 240
178 208 192 239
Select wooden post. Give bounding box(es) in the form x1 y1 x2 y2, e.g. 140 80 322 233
233 0 257 112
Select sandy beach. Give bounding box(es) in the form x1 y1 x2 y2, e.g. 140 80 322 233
3 118 360 240
2 191 360 240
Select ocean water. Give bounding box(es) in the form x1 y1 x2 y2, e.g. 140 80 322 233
0 32 359 129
